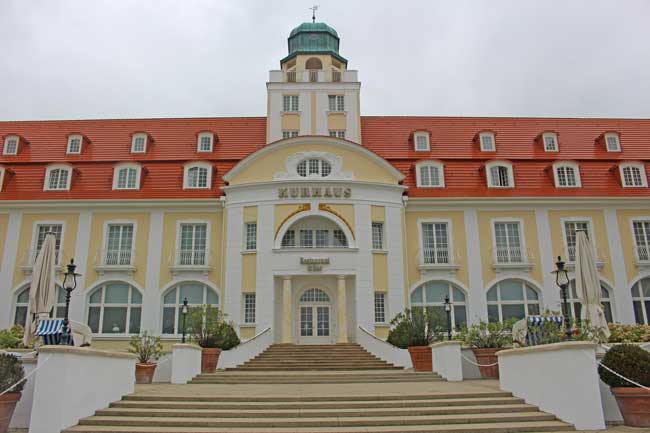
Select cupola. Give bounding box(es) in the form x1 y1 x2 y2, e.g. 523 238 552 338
282 22 347 66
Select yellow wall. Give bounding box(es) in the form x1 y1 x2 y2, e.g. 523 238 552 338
371 206 385 223
374 325 389 339
324 203 355 234
0 214 8 267
240 327 256 340
616 210 650 283
477 211 543 287
274 204 310 237
283 54 346 73
281 113 300 130
85 212 150 289
13 213 79 288
327 113 346 130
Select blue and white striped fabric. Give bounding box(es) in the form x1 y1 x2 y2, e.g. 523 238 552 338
526 316 564 346
35 319 73 346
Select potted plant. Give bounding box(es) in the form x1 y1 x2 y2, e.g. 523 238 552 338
387 308 445 372
0 353 25 433
459 320 514 379
128 331 163 384
598 343 650 427
186 305 240 373
0 326 26 350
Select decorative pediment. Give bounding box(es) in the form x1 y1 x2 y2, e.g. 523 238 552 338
274 151 353 180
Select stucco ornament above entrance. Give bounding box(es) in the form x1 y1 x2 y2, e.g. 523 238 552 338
274 151 353 181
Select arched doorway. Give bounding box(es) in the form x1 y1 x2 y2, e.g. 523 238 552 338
296 288 334 344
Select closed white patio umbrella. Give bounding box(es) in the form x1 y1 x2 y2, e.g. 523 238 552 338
574 230 611 342
23 232 57 347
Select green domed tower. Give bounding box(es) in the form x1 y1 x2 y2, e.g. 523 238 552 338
282 22 347 65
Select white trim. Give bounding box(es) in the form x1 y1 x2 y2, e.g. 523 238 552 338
604 132 621 152
485 276 544 322
112 162 142 190
172 219 212 272
485 160 515 188
479 131 496 152
84 279 144 336
417 217 454 267
0 211 22 328
413 131 430 152
160 279 221 335
415 160 445 188
43 164 73 191
619 162 648 188
407 278 469 328
29 219 66 266
2 135 19 155
142 210 164 333
96 219 138 274
490 217 531 269
131 133 148 154
66 134 83 155
183 161 213 189
559 216 599 264
542 132 558 152
273 208 356 249
274 151 352 180
631 218 650 264
553 161 582 188
197 132 214 152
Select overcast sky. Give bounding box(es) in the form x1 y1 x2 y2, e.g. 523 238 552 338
1 0 649 121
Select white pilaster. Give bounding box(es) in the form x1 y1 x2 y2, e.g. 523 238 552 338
255 204 275 336
282 276 292 343
464 209 487 324
224 206 244 327
142 210 164 333
0 211 23 328
535 208 562 311
385 206 406 324
337 275 348 343
344 90 360 143
354 204 374 329
604 208 635 322
299 90 311 136
68 210 92 324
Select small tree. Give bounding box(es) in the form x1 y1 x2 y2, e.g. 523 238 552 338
128 331 163 364
0 325 26 349
387 308 446 349
0 353 25 394
459 320 515 349
186 305 240 350
599 343 650 388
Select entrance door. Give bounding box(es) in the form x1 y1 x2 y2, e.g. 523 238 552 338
297 288 334 344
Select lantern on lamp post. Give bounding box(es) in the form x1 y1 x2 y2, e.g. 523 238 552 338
444 295 452 341
181 297 189 343
553 256 572 341
60 259 80 346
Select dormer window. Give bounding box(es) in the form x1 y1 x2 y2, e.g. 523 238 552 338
297 158 331 178
184 162 212 189
416 161 444 187
543 132 558 152
131 133 147 153
486 161 514 188
479 132 496 152
553 162 581 188
44 165 72 191
3 135 19 155
604 132 621 152
67 134 83 154
413 132 430 152
620 163 647 188
197 132 214 152
113 163 141 190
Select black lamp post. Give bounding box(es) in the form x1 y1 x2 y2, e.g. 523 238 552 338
60 259 80 345
181 297 189 343
444 295 452 341
553 256 572 341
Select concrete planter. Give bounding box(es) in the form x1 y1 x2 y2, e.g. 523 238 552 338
134 363 157 384
611 387 650 427
0 392 21 433
201 348 222 373
407 346 432 372
472 348 500 378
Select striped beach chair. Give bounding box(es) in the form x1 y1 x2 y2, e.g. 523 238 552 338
35 319 74 346
526 316 564 346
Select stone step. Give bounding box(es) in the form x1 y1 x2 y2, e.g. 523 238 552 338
224 366 403 371
191 376 441 384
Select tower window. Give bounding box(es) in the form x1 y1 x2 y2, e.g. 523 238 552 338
297 158 331 177
328 130 345 139
283 95 299 112
328 95 345 112
282 130 299 139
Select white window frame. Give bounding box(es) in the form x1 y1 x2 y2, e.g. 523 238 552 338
44 164 73 191
197 132 214 152
66 134 83 154
619 163 648 188
328 130 346 139
553 162 582 188
282 94 299 112
13 285 66 327
0 167 4 192
479 131 496 152
410 281 468 329
244 222 257 251
413 132 430 152
183 162 212 189
485 160 514 188
604 132 621 152
632 278 650 325
3 135 19 155
631 219 650 263
415 161 445 188
486 279 541 322
282 130 299 139
491 218 527 264
418 218 453 265
561 217 596 262
100 219 137 267
112 163 142 190
328 94 345 112
243 293 256 324
374 292 386 324
174 220 210 267
31 220 66 265
542 132 558 152
371 222 384 250
85 282 143 336
131 133 148 154
161 282 219 335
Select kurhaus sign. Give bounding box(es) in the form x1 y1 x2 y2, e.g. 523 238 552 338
278 186 352 199
300 257 330 272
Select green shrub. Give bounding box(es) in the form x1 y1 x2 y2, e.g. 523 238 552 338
186 305 240 350
599 343 650 388
215 322 240 350
608 323 650 343
0 353 25 393
386 308 446 349
0 325 26 349
459 320 515 349
128 331 163 363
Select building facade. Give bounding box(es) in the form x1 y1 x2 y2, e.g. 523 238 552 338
1 22 650 349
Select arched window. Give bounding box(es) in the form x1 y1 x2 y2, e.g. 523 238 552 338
13 285 66 327
44 165 72 191
553 162 581 188
305 57 323 70
486 161 514 188
487 279 541 322
620 163 647 188
161 282 219 334
184 163 211 189
416 161 444 187
410 281 467 329
632 277 650 324
280 215 348 248
300 288 330 302
87 282 142 335
113 163 141 190
566 280 614 323
297 158 332 178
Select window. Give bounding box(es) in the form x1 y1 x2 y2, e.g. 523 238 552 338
281 229 295 247
479 132 495 151
372 222 384 250
245 223 257 250
3 136 19 155
486 162 514 188
543 132 558 152
282 95 299 112
178 223 208 265
14 286 66 327
632 278 650 325
113 164 141 190
184 163 211 189
67 135 82 154
328 130 345 139
604 133 621 152
564 220 590 261
34 224 63 264
281 217 349 249
299 229 314 247
633 221 650 262
105 224 134 265
620 164 647 187
282 130 299 139
414 132 430 151
87 282 142 335
162 282 219 334
494 221 523 263
487 280 540 322
416 162 444 187
131 133 147 153
374 293 386 323
296 158 331 177
243 293 256 324
554 163 581 188
421 222 450 264
410 281 467 330
333 229 348 247
300 288 330 302
328 95 345 112
45 166 71 191
567 280 613 323
197 132 213 152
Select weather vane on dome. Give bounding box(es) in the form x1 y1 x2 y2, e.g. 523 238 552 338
309 5 319 23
